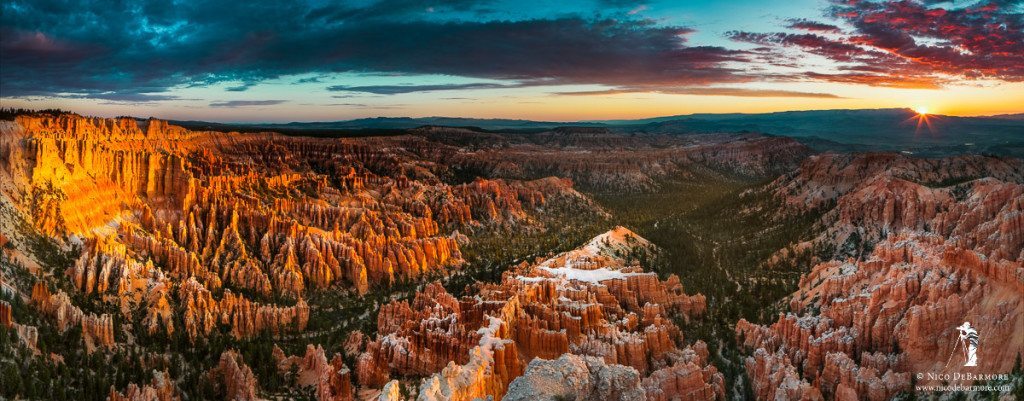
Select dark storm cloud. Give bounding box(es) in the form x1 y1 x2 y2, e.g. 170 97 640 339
209 100 287 108
730 0 1024 88
0 0 748 99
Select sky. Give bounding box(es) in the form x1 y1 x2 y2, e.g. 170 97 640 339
1 0 1022 122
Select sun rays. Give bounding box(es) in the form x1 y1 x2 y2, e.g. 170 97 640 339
905 106 938 135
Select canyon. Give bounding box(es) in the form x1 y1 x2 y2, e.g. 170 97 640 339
0 112 1021 401
738 153 1024 400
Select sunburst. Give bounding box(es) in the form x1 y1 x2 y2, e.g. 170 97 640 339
906 106 938 135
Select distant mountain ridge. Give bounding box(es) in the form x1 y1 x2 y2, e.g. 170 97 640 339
256 116 606 130
986 113 1024 120
167 108 1024 157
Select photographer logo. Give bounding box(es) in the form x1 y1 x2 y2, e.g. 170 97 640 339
953 321 978 367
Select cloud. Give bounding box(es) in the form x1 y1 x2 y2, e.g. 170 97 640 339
786 19 842 33
0 1 753 99
73 92 184 102
5 0 1015 101
305 0 491 22
0 2 749 99
327 82 525 94
225 82 258 91
730 0 1024 88
628 5 649 15
729 31 875 63
556 86 844 98
209 100 287 107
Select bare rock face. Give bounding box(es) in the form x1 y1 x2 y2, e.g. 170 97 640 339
642 341 726 401
743 348 823 401
206 350 259 401
31 282 115 351
416 316 523 401
2 114 596 349
357 282 483 387
772 153 1024 261
377 380 403 401
0 300 11 327
81 312 116 352
274 344 355 401
740 153 1024 400
821 176 1024 261
772 153 1023 212
360 227 722 401
743 228 1021 398
343 331 367 360
107 370 180 401
0 300 40 353
503 353 645 401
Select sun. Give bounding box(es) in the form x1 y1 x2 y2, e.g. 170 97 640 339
906 105 939 136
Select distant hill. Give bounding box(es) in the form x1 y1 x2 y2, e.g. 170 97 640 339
986 113 1024 121
255 116 604 130
609 108 1024 157
168 108 1024 157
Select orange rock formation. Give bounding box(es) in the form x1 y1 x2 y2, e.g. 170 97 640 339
357 227 723 400
742 153 1024 400
205 350 260 401
2 114 588 347
107 370 180 401
273 344 355 401
737 232 1024 400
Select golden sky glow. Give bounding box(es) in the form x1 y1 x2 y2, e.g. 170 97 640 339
3 81 1022 122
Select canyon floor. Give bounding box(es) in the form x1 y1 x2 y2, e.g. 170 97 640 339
0 113 1022 401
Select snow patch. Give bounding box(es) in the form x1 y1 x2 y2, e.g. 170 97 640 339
538 265 641 284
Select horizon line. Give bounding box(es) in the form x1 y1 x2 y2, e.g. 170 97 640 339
8 105 1021 126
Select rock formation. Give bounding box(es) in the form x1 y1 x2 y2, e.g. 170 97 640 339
107 370 180 401
740 153 1024 400
642 341 726 401
273 344 355 401
741 233 1019 398
357 227 723 400
0 299 40 353
1 113 596 349
31 282 115 351
768 153 1023 258
0 300 11 327
415 127 810 192
503 354 646 401
206 350 260 401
